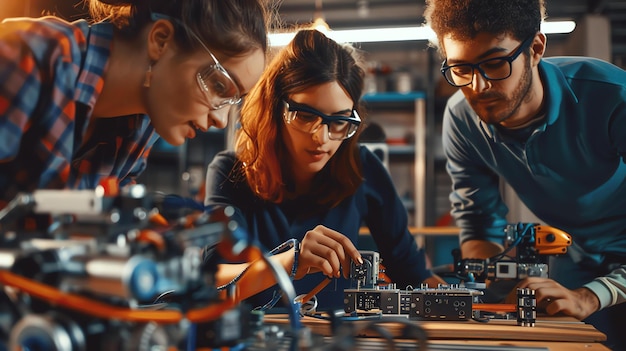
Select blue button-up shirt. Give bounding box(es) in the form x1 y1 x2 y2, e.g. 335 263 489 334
442 57 626 309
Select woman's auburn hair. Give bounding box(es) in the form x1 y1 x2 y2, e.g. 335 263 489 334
235 29 366 207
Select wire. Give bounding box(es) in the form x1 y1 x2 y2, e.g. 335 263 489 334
250 239 300 306
293 277 333 317
216 238 301 331
258 252 302 333
304 310 383 321
298 277 332 305
488 222 534 263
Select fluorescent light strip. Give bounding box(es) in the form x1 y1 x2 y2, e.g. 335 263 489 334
541 20 577 34
268 20 576 47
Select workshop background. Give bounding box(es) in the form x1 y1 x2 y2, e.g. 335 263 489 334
2 0 625 267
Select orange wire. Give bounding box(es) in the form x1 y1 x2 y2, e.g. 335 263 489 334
472 303 517 313
186 298 238 323
298 277 332 303
0 270 242 324
137 229 166 252
149 212 170 227
0 271 183 323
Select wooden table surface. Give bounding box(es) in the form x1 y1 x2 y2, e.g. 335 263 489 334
359 226 461 237
263 314 609 351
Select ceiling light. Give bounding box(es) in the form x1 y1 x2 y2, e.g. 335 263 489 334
268 20 576 47
541 20 577 34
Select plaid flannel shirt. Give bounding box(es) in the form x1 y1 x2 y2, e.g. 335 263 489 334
0 17 158 209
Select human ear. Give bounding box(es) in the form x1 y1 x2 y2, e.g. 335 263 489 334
146 19 175 61
530 32 547 66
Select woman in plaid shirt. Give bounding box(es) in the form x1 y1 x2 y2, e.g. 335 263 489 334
0 0 270 208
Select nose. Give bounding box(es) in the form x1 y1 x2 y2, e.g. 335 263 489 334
209 106 230 129
312 123 330 144
470 70 491 93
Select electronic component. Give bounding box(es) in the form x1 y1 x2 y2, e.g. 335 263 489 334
345 249 481 320
0 186 254 350
454 223 572 283
409 286 474 321
344 284 479 321
344 286 410 315
517 288 537 327
348 250 380 289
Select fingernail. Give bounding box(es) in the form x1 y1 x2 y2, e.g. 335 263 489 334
357 256 363 265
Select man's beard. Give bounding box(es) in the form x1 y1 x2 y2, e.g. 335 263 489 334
469 57 533 125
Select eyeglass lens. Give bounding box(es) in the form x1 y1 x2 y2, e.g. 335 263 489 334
290 111 358 139
444 58 512 87
442 35 534 87
197 66 241 110
149 13 240 110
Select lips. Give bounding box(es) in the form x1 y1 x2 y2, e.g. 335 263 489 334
472 93 502 105
190 121 208 132
307 149 327 156
305 149 329 162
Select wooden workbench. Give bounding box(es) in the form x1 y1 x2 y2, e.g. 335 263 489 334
359 226 461 237
262 314 609 351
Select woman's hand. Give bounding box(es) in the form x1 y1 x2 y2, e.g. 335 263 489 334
505 277 600 320
294 225 363 280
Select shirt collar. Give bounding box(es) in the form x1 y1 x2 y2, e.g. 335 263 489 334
478 59 578 143
74 21 114 110
538 59 579 126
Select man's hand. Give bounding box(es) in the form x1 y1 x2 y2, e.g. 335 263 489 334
294 225 362 280
506 277 600 320
461 239 503 260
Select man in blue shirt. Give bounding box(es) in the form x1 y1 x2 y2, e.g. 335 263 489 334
424 0 626 349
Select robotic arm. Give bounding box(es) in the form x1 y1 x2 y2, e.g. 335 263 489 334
454 223 572 283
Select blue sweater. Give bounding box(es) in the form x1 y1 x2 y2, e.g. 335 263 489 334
205 146 433 310
442 57 626 309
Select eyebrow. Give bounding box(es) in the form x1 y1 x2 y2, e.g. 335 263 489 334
446 46 510 65
332 108 353 115
311 106 353 116
291 101 352 116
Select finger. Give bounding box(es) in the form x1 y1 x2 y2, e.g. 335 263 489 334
304 228 351 274
515 277 550 288
507 278 558 305
544 298 573 316
298 245 336 278
523 282 568 303
304 252 337 278
303 234 344 276
312 225 362 275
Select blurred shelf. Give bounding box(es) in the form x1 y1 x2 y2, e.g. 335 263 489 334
362 91 426 102
361 91 428 228
388 144 415 155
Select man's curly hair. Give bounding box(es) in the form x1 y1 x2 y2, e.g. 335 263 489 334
424 0 545 54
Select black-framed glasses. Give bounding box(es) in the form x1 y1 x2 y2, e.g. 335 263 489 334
440 35 534 87
151 13 241 110
283 100 361 141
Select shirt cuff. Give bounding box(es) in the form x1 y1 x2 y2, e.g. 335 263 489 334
583 279 614 309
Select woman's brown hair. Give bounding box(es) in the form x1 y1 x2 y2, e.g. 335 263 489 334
85 0 272 57
236 29 366 207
